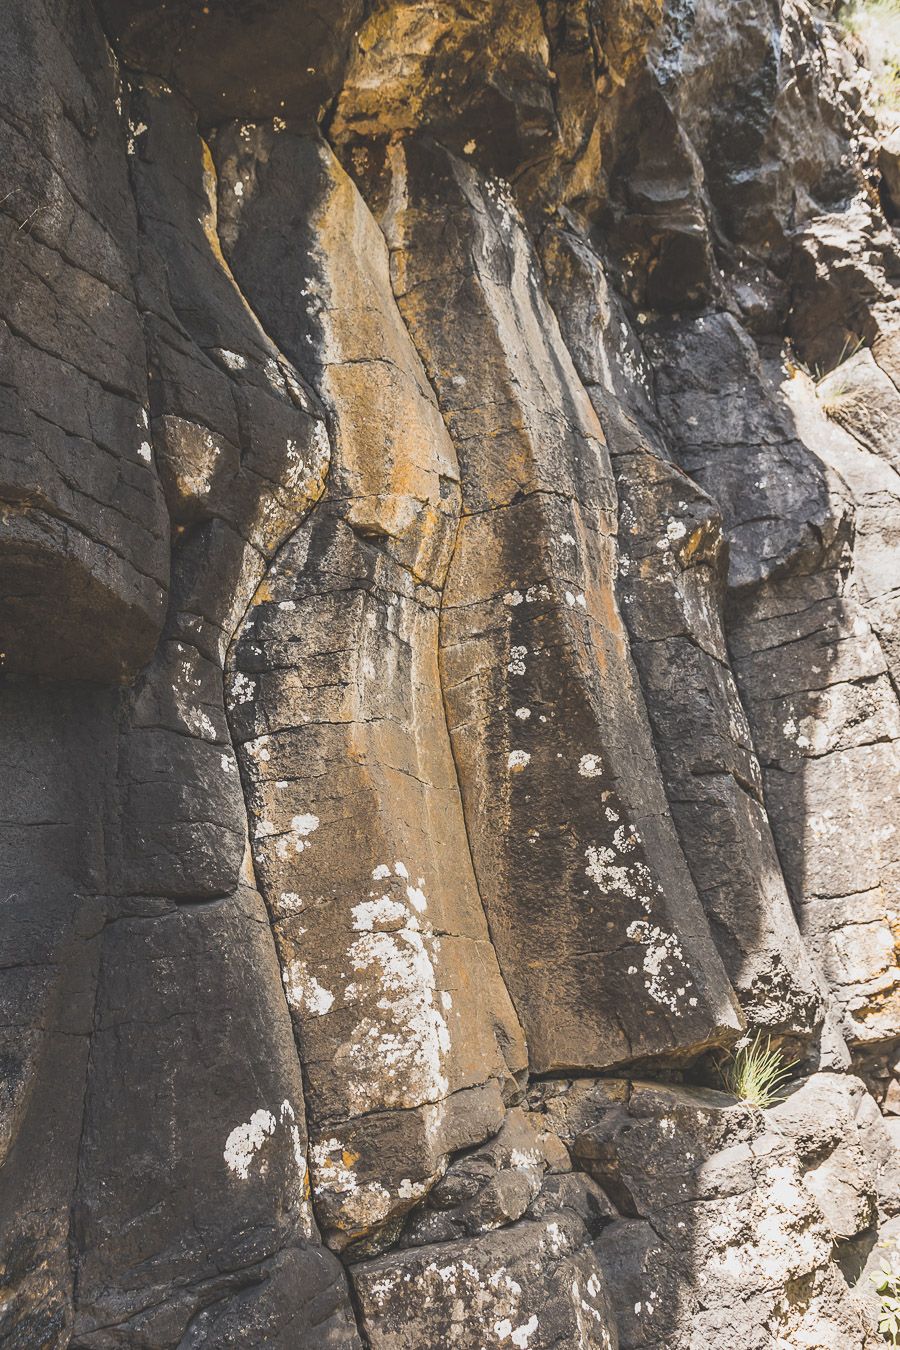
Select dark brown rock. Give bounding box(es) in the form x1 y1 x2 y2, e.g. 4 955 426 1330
97 0 364 126
0 1 169 683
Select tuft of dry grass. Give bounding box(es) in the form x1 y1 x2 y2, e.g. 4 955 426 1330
721 1033 799 1109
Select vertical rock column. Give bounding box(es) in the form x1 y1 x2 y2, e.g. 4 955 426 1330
214 129 528 1253
651 313 900 1055
539 226 824 1036
0 36 361 1340
369 138 741 1072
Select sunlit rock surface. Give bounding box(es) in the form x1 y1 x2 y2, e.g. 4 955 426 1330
1 0 899 1344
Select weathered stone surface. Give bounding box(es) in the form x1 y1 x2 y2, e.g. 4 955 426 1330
351 1209 618 1349
0 0 169 682
394 1107 573 1249
541 226 825 1037
808 349 900 684
2 0 900 1345
369 138 741 1073
1 7 359 1344
530 1077 876 1347
212 131 527 1250
98 0 364 126
650 311 900 1054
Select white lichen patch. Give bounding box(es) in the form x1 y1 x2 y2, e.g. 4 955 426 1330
495 1314 539 1347
271 812 321 859
515 707 531 720
508 645 528 675
283 438 308 491
309 1137 394 1229
781 716 812 751
406 882 428 913
579 753 603 777
397 1177 429 1201
625 920 694 1014
356 1216 595 1343
524 584 551 603
218 349 247 371
510 1148 543 1169
585 843 653 909
230 672 256 705
309 1137 357 1196
278 1099 313 1230
282 959 335 1016
184 706 216 740
223 1108 276 1179
352 895 409 931
508 750 531 771
704 1159 826 1288
342 923 451 1114
613 824 638 853
223 1100 310 1224
310 419 330 469
126 119 147 154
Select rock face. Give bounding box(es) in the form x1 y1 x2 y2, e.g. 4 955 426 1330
1 0 899 1346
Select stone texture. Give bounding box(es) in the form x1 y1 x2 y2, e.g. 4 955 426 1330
372 138 742 1074
531 1076 878 1347
212 130 527 1251
351 1209 618 1350
540 225 826 1038
0 0 169 682
98 0 365 126
650 312 900 1054
2 0 900 1346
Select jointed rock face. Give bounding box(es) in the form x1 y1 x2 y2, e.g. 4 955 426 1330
2 1 900 1345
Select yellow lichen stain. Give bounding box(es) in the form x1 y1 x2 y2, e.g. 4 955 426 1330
889 912 900 958
199 140 228 270
341 1148 360 1168
308 150 461 585
198 139 274 339
681 524 713 566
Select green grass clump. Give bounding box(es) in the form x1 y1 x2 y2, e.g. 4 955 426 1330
872 1263 900 1343
721 1033 799 1109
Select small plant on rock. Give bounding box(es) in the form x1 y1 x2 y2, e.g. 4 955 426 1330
721 1033 798 1109
872 1263 900 1344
